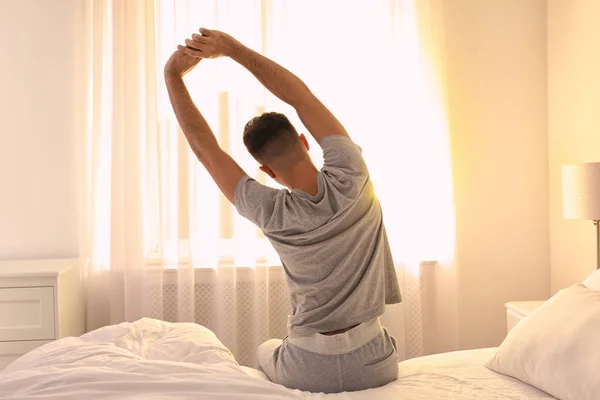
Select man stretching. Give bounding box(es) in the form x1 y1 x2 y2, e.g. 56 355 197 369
164 28 402 393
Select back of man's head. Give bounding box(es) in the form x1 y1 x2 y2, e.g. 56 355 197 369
243 112 305 169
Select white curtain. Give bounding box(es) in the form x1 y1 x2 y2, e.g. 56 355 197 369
77 0 458 367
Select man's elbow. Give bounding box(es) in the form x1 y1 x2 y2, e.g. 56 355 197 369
288 85 314 109
189 139 221 164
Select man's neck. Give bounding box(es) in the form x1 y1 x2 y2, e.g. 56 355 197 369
285 160 320 196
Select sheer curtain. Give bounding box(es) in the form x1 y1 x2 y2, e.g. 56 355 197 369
77 0 457 366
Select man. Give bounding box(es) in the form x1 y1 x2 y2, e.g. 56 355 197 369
164 28 402 394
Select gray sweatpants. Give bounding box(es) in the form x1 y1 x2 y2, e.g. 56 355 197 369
257 318 398 393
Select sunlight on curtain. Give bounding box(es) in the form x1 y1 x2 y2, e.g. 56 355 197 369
383 0 455 269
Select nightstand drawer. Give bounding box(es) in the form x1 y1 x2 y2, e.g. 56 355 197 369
506 309 523 333
0 287 55 341
506 301 545 335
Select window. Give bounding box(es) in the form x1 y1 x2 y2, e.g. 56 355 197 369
142 0 454 268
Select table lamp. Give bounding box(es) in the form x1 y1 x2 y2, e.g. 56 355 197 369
562 162 600 270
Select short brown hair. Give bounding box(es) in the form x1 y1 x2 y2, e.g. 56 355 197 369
243 112 301 164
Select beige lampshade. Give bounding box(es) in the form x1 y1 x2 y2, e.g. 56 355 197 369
562 162 600 220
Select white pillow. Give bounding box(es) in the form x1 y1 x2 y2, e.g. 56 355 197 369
583 269 600 291
486 284 600 400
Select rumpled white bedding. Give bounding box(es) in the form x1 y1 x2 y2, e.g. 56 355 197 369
0 318 555 399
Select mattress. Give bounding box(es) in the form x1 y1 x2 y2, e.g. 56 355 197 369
0 318 555 399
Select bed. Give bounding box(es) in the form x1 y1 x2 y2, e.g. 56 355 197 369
0 318 555 399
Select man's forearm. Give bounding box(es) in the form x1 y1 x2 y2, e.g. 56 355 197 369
228 42 311 108
164 73 219 161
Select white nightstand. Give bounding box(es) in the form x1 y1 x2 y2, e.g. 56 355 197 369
0 259 85 371
505 301 545 334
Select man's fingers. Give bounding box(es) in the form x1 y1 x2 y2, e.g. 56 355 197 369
178 44 204 58
199 27 211 36
185 38 204 50
191 33 209 44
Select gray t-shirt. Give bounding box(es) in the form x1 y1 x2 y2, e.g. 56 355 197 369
234 134 402 337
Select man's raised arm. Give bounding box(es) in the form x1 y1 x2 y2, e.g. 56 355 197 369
180 28 349 145
164 49 245 204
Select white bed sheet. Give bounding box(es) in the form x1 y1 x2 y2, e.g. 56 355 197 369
243 349 556 400
0 318 555 400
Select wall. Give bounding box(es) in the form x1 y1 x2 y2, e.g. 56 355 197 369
0 0 81 260
443 0 550 349
547 0 600 293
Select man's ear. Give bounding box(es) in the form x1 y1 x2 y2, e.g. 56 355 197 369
299 133 310 151
260 165 276 179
